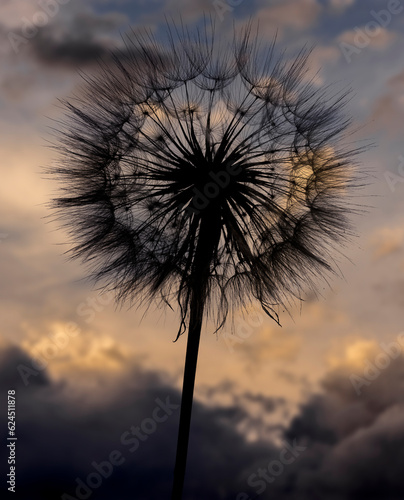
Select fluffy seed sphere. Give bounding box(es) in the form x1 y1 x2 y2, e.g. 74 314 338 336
49 22 364 339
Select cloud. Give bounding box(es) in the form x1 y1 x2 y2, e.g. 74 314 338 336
368 68 404 138
24 11 128 66
0 341 281 499
328 0 355 13
255 0 322 38
0 342 50 389
303 45 341 85
338 26 397 51
0 1 43 28
231 323 303 369
369 225 404 259
373 278 404 310
221 339 404 499
3 333 404 498
0 7 133 131
276 344 404 499
0 3 129 66
156 0 218 24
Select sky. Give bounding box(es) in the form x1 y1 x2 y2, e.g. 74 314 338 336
1 0 404 498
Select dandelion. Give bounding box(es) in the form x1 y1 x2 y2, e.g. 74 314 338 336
48 20 365 500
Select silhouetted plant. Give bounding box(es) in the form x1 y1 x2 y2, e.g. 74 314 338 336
48 20 365 500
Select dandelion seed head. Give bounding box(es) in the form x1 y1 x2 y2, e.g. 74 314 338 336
48 20 366 335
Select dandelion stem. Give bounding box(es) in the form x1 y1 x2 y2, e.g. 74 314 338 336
171 212 221 499
171 288 204 499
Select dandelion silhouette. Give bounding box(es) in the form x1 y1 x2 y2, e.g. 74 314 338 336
49 20 365 500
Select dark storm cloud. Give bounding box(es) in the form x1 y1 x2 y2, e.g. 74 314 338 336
233 354 404 500
29 11 128 66
279 354 404 500
3 343 404 499
0 344 277 500
4 7 130 67
0 345 50 389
